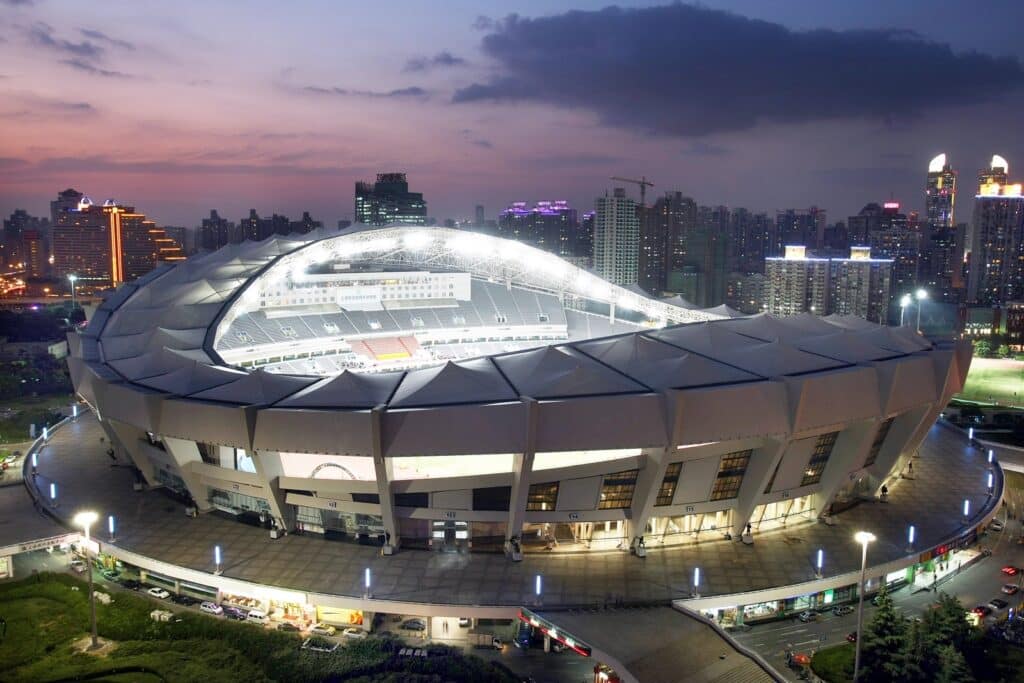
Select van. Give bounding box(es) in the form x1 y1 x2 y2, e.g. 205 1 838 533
246 610 270 625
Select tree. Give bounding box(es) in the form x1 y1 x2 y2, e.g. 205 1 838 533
859 585 906 683
935 644 973 683
972 339 992 358
902 618 926 683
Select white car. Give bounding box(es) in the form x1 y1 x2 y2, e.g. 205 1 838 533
70 560 87 574
200 601 223 615
342 627 367 640
147 587 171 600
310 623 336 636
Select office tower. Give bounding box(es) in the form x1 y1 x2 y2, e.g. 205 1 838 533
474 205 485 227
22 229 47 279
867 202 917 301
577 211 595 264
764 246 829 316
775 207 826 253
725 272 766 314
968 155 1024 304
593 188 639 285
3 209 49 270
673 205 729 307
288 212 322 235
354 172 427 226
199 210 234 251
53 196 184 289
498 201 578 256
1006 301 1024 351
823 221 850 252
650 192 698 291
921 155 963 303
50 188 83 225
829 246 893 323
638 202 668 294
337 219 352 230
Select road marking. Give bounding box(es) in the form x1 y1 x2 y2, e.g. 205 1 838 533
793 639 821 647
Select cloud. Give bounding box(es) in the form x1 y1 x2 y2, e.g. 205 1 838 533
25 154 362 179
472 16 495 31
470 139 493 149
521 153 622 169
79 28 134 50
682 141 729 157
1 0 35 5
60 58 131 78
0 157 29 169
403 51 467 72
29 22 103 58
454 4 1024 137
301 85 427 99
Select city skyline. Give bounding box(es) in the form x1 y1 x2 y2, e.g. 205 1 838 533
2 1 1024 225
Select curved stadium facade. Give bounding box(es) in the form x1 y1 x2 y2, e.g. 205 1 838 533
68 225 972 556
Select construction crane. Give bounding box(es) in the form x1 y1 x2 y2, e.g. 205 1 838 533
609 176 655 207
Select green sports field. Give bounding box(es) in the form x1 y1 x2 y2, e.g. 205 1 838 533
958 358 1024 406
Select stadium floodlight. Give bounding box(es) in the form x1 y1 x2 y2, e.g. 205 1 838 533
403 231 432 251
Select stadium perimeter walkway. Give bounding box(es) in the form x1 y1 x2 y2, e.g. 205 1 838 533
24 413 998 607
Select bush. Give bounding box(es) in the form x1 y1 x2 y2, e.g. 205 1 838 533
811 643 854 683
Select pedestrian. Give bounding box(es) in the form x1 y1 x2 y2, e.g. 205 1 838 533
908 462 913 474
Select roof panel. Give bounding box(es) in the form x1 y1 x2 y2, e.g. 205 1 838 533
390 358 517 407
188 368 315 405
494 345 646 398
276 369 404 408
716 340 849 377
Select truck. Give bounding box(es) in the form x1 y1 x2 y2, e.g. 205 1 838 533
468 631 502 649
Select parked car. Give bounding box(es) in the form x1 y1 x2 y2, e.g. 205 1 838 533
458 617 471 627
401 618 427 631
972 605 993 618
990 519 1005 532
100 568 120 581
310 623 337 636
301 637 339 653
223 606 248 621
119 578 142 591
200 601 223 616
832 605 854 617
245 610 270 625
70 560 87 574
278 622 301 632
1002 584 1020 595
342 627 367 640
1002 566 1020 576
989 598 1009 611
797 611 818 622
171 594 198 606
846 632 857 643
147 587 171 600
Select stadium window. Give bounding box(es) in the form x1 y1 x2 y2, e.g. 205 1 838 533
598 469 639 509
800 431 840 487
709 449 752 501
394 492 428 508
473 486 511 511
527 482 559 511
655 462 683 506
863 417 895 468
351 493 380 504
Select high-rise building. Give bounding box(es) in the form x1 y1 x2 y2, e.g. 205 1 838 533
199 210 234 251
920 155 964 304
354 173 427 226
764 246 830 316
22 229 47 279
867 202 918 302
53 196 184 290
651 192 698 291
829 246 893 323
3 209 49 271
50 188 83 225
675 206 728 307
577 211 594 265
775 207 826 253
497 201 577 256
474 205 485 227
725 272 766 314
926 154 957 231
593 188 639 285
288 211 322 235
968 155 1024 304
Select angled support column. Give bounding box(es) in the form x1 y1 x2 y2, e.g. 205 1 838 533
505 398 538 561
371 406 399 554
867 404 934 490
811 419 876 518
627 447 671 555
102 419 159 487
251 450 295 534
731 438 788 538
162 437 215 512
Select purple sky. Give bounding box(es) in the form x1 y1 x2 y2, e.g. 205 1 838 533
2 0 1023 227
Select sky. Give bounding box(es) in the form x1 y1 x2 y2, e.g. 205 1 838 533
2 0 1024 227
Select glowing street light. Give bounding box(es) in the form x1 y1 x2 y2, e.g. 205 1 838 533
988 449 995 464
107 515 116 543
988 472 995 493
693 567 701 598
49 482 57 508
73 510 100 650
853 531 876 682
214 545 222 575
815 549 824 579
899 294 912 326
364 567 371 598
963 498 971 520
915 288 928 333
68 274 78 309
906 525 916 552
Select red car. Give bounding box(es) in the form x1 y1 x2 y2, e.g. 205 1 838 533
1002 566 1020 576
846 632 857 643
972 605 993 618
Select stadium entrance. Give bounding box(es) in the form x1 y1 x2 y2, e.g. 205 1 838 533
432 520 468 552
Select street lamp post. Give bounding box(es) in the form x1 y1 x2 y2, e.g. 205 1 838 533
73 511 100 650
899 294 912 326
68 274 78 310
853 531 876 682
915 288 928 333
214 545 222 575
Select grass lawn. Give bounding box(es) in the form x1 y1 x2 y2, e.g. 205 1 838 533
810 643 854 683
958 358 1024 406
0 393 74 445
0 573 518 682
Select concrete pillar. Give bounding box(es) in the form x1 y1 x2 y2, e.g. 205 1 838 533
173 579 181 595
506 398 538 559
162 437 215 512
371 406 399 553
103 419 159 487
139 569 148 582
627 446 671 552
544 634 551 652
867 404 934 489
425 615 432 640
812 419 877 515
251 449 295 533
731 438 788 538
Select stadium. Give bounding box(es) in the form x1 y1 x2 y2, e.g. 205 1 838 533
68 224 971 558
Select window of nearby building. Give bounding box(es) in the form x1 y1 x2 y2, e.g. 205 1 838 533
655 462 683 506
800 431 840 487
863 417 895 468
394 492 428 508
527 482 559 511
473 486 511 511
598 469 639 509
710 449 753 501
351 493 380 504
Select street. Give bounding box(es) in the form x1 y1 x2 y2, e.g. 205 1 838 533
735 512 1024 680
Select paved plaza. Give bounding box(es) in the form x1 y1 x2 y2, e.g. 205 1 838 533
21 413 999 608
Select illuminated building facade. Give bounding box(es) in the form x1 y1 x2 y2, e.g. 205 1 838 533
497 201 578 257
594 188 639 285
765 245 829 316
829 247 893 323
968 155 1024 305
354 173 427 227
